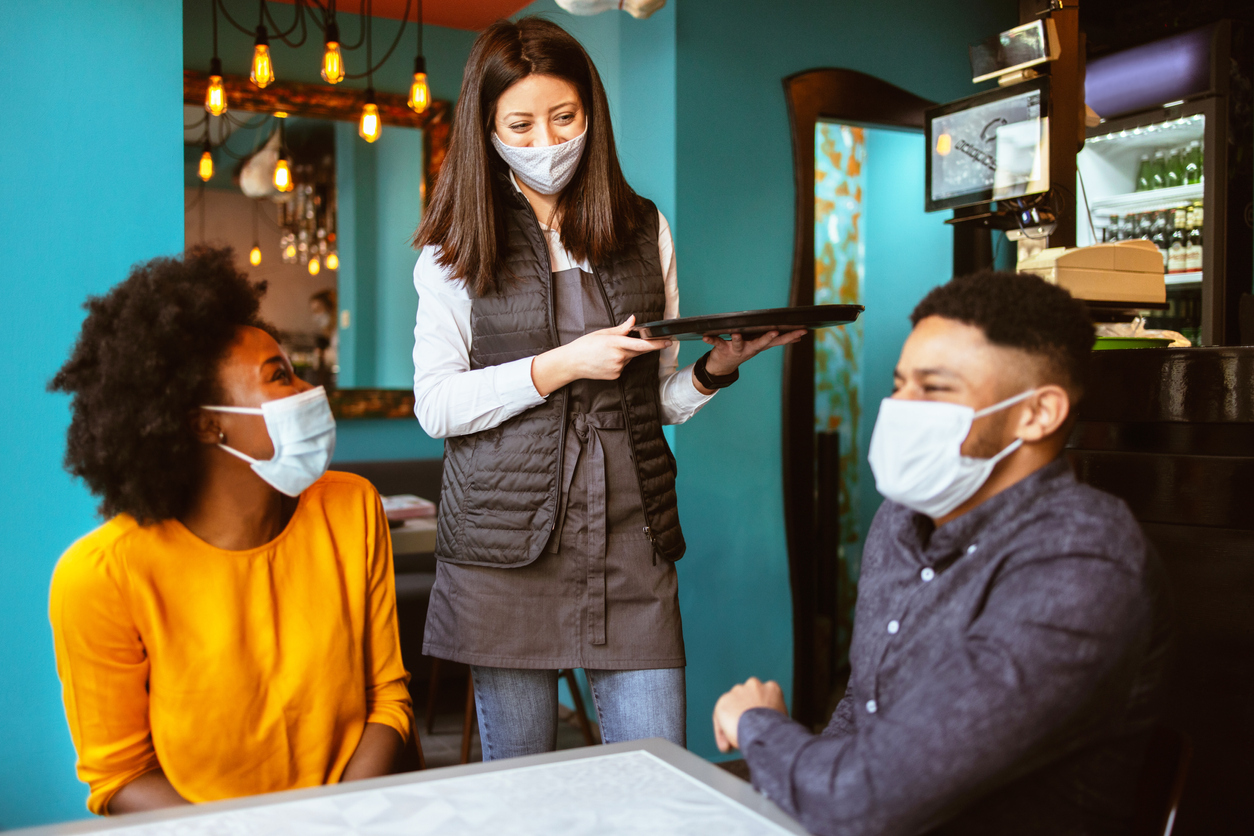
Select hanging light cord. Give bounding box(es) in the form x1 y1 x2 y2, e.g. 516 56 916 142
345 0 411 80
217 0 305 44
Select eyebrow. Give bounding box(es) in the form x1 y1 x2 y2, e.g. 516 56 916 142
261 355 284 368
501 101 580 120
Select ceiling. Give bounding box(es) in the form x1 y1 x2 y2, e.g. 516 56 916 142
269 1 535 32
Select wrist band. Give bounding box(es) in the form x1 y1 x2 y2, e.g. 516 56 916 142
694 351 739 390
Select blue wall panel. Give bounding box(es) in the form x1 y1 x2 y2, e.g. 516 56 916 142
0 2 185 826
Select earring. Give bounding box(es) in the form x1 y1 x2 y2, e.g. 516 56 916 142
218 431 226 443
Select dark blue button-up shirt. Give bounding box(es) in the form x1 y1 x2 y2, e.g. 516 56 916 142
740 459 1171 835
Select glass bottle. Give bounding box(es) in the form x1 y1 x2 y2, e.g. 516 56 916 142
1150 150 1167 190
1184 140 1202 185
1185 204 1203 272
1105 214 1120 242
1135 154 1152 192
1165 148 1183 189
1168 208 1188 273
1150 211 1169 269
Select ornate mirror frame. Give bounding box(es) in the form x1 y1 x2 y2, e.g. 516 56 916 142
182 70 451 419
782 68 934 727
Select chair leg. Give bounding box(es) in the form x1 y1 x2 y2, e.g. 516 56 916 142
561 669 597 746
409 724 427 771
460 671 476 764
424 656 442 735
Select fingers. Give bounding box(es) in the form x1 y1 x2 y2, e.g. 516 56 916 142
615 336 670 355
606 315 636 335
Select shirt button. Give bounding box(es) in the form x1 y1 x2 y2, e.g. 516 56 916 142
921 567 935 582
887 620 900 634
866 699 878 714
967 544 978 554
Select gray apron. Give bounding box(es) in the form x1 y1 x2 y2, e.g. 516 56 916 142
422 268 686 670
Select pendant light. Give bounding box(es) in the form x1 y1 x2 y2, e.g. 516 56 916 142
205 3 227 115
308 255 322 276
408 0 430 114
359 90 381 143
326 252 340 270
359 10 382 143
249 202 263 266
198 139 215 182
273 118 294 192
322 3 345 84
251 2 275 90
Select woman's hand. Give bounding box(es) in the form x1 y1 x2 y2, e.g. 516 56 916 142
703 329 808 377
531 316 671 397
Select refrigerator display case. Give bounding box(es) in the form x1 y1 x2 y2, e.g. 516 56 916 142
1076 22 1251 345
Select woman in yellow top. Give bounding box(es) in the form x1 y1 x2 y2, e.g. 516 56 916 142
48 246 412 815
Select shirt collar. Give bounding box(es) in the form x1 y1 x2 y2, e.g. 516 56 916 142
910 457 1073 559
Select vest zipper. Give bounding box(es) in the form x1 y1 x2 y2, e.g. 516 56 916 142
589 263 661 564
520 199 569 531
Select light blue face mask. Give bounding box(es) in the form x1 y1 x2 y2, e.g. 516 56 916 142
491 129 587 195
202 386 337 497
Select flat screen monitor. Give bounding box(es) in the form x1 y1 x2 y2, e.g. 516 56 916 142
925 76 1050 212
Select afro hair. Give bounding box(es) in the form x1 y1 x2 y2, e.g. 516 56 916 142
910 270 1095 398
50 245 271 523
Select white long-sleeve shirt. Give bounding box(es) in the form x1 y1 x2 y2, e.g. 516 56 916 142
412 203 714 440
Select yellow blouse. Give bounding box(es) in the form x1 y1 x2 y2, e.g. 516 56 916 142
49 472 412 815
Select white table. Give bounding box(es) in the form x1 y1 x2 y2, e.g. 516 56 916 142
12 740 807 835
389 516 437 555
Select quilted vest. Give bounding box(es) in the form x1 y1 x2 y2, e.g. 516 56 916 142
434 180 685 568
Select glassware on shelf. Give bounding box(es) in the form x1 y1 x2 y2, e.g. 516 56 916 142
1184 140 1202 185
1186 203 1203 272
1168 207 1188 273
1165 148 1183 189
1135 154 1152 192
1150 150 1167 190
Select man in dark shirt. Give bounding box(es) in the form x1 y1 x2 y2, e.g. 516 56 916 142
713 271 1171 835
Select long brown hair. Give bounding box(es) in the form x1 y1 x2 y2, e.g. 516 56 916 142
413 17 648 296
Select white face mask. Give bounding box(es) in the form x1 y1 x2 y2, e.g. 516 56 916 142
202 386 337 497
491 129 587 195
867 389 1035 520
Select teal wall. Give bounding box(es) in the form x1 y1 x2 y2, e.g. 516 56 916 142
0 2 185 827
857 128 956 551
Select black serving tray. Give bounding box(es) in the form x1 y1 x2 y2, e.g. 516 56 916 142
634 304 864 341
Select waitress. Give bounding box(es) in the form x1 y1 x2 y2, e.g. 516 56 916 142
411 17 802 759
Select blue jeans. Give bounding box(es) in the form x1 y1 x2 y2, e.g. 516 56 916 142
470 666 686 761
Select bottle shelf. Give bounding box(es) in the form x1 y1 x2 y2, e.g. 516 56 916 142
1165 271 1203 287
1089 183 1204 216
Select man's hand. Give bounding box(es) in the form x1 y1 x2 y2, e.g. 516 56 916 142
712 677 787 753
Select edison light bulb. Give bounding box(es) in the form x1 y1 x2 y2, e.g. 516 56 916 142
308 256 321 276
408 56 430 113
206 74 227 115
198 147 214 182
251 29 275 88
273 157 293 192
322 22 345 84
359 91 381 143
325 252 339 270
408 73 430 114
284 242 297 260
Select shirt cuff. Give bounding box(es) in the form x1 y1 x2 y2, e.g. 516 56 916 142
673 363 717 406
738 708 814 813
495 356 548 408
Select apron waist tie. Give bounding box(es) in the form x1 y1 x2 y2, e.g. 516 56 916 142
570 411 624 647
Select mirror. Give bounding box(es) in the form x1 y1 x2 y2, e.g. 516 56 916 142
181 70 449 417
